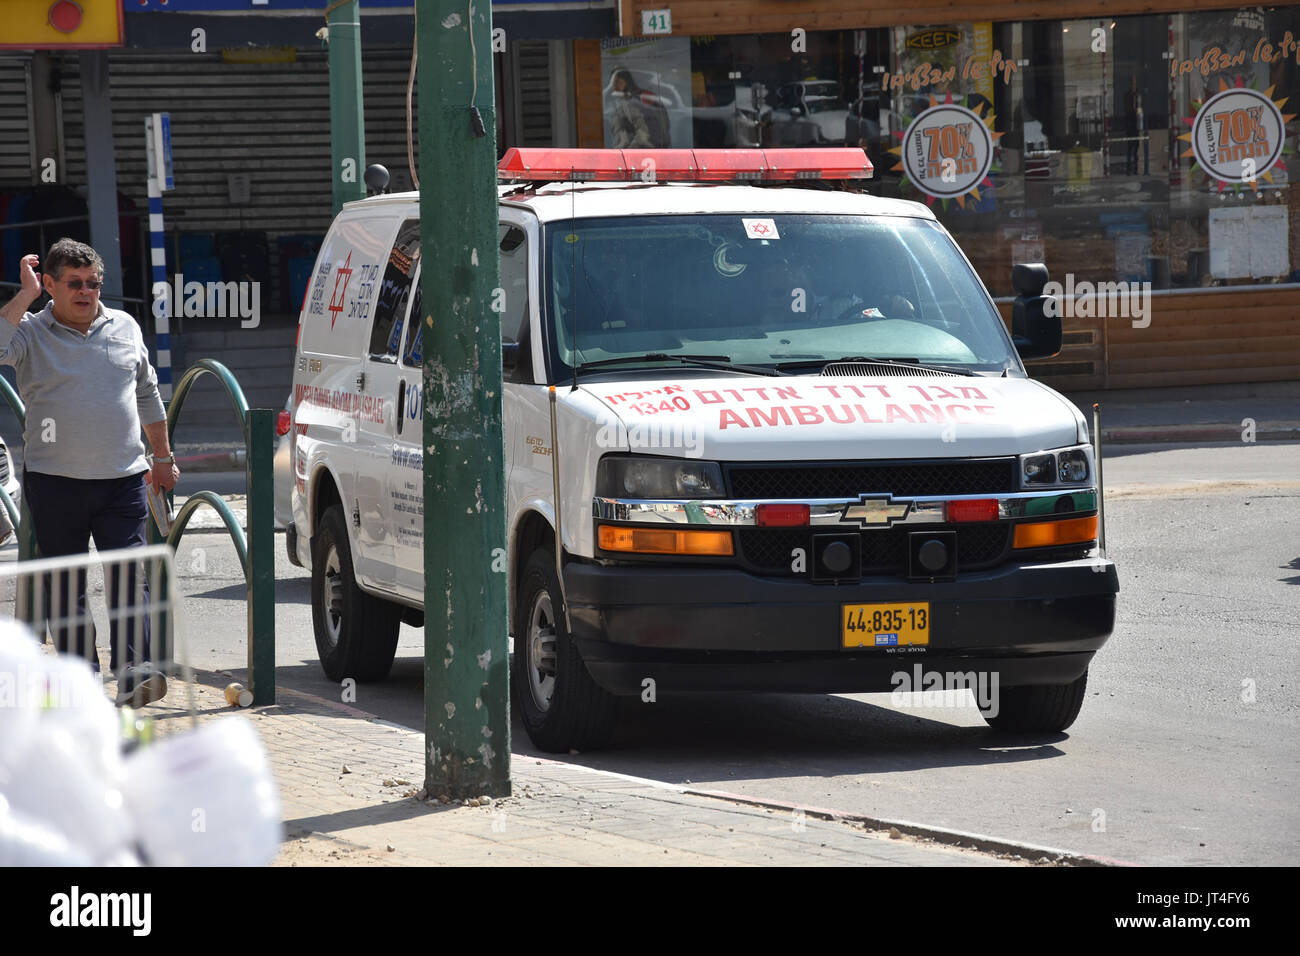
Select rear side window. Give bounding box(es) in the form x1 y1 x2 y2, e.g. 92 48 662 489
500 224 529 343
369 218 421 362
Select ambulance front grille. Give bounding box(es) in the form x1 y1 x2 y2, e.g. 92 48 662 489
726 458 1018 499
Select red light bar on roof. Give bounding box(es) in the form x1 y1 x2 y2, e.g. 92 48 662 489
497 147 872 183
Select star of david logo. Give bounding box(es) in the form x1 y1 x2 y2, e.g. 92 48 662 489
327 252 354 330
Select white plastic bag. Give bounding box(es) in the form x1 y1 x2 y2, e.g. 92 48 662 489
122 716 282 866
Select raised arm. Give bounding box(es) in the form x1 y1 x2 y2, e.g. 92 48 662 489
1 254 42 328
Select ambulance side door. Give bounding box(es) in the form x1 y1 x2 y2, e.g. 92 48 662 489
390 214 536 600
354 216 419 593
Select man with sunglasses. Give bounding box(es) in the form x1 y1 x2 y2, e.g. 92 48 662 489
1 238 178 706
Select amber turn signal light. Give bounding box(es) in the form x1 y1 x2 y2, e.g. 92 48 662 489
1012 515 1098 549
598 525 734 556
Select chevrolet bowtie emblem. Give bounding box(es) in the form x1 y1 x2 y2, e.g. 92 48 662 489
840 495 913 527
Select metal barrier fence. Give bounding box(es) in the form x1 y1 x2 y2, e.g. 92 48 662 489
0 543 194 716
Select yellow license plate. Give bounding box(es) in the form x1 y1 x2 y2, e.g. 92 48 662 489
842 603 930 648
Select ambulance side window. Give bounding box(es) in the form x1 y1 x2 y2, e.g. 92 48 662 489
499 224 528 343
369 218 421 363
402 280 422 367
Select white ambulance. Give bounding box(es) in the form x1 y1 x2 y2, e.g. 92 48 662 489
288 147 1118 752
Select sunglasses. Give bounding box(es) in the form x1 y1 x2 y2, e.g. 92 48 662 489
59 278 104 291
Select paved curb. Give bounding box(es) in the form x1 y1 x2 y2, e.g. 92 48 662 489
175 448 246 472
680 787 1133 866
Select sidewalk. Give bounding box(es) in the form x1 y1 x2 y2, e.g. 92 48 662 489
150 672 1053 867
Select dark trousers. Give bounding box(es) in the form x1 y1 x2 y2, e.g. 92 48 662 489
22 470 152 673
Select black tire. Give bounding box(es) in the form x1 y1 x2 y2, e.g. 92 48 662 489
983 669 1089 733
311 505 401 682
512 547 618 752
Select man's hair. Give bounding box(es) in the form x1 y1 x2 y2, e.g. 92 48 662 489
44 238 104 281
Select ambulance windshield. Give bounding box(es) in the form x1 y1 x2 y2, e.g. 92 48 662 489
544 214 1017 378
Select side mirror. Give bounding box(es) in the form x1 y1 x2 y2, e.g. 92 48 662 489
1010 262 1061 361
502 341 520 373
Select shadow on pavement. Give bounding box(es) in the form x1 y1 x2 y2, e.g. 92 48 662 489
231 659 1073 789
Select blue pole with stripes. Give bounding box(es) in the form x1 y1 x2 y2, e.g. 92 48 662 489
148 175 171 401
146 113 173 400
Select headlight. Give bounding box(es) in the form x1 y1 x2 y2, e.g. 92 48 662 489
1018 444 1092 489
596 457 725 499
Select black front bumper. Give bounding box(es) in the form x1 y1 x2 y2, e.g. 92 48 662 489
564 557 1118 695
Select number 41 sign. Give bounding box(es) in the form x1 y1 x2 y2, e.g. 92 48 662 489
642 9 671 35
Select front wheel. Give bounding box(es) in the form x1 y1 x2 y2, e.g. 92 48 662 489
311 505 402 682
982 669 1089 733
511 547 618 752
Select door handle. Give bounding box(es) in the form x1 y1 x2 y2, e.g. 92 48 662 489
396 379 406 436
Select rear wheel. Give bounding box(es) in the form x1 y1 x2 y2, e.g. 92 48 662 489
512 546 618 752
311 505 401 682
982 669 1089 733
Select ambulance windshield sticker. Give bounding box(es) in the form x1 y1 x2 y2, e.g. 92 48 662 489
742 218 779 240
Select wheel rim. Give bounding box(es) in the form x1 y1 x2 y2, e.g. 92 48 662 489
320 544 343 649
526 591 558 713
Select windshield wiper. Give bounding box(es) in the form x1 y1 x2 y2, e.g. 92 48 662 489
575 353 784 377
773 355 977 377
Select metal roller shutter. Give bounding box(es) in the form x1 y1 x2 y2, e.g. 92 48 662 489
0 55 34 185
514 40 555 147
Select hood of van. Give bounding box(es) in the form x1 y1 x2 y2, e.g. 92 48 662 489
579 373 1083 462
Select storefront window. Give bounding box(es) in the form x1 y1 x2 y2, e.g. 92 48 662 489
601 11 1300 297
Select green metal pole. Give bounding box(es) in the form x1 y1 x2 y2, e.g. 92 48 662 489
245 408 276 705
328 0 366 215
417 0 510 799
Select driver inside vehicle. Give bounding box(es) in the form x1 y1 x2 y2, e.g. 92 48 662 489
756 259 812 323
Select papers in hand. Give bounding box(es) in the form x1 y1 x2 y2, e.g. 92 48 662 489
147 483 173 537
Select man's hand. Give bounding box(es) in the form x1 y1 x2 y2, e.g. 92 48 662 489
141 421 177 491
18 254 40 297
146 459 180 493
1 253 42 328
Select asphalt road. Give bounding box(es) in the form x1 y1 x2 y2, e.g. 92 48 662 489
4 442 1297 865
